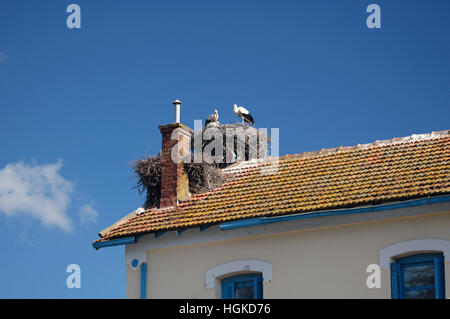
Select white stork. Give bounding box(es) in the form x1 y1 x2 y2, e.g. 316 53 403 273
205 109 219 126
233 104 254 126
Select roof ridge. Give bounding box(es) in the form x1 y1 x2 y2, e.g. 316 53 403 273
281 129 449 160
222 129 450 169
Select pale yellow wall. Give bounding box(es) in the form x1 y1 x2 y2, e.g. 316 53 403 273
126 264 140 299
127 211 450 299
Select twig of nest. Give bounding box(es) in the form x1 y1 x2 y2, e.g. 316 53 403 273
133 155 226 208
184 162 224 194
132 155 162 208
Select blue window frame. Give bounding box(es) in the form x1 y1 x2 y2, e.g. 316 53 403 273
221 273 263 299
391 252 445 299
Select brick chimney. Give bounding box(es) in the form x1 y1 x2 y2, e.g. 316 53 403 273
159 100 192 208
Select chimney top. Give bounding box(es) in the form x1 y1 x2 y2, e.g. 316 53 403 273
173 99 182 123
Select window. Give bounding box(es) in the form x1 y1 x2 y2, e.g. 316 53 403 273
391 253 445 299
221 273 263 299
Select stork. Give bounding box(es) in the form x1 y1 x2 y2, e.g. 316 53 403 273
233 104 254 126
205 109 219 126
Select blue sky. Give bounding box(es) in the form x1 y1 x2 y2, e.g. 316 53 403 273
0 0 448 298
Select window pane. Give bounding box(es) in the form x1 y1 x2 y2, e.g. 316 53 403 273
404 288 435 299
235 281 254 299
222 273 262 299
403 264 434 288
226 286 232 299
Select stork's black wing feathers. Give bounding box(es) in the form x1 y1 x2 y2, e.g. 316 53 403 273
242 113 255 125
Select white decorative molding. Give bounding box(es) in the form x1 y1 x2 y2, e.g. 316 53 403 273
205 260 272 289
379 238 450 269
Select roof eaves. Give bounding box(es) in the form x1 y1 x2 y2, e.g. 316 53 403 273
219 194 450 231
98 207 145 238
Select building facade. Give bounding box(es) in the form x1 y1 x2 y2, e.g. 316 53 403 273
125 205 450 299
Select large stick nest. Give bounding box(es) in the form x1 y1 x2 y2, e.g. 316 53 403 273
133 155 224 208
133 123 269 208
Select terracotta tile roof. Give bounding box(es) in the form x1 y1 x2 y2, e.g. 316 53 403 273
95 130 450 243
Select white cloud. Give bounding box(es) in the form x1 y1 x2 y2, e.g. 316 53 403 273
78 203 99 226
0 160 74 232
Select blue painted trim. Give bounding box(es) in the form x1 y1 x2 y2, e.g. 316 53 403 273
220 195 450 231
140 263 147 299
390 262 400 299
92 236 136 250
396 253 441 264
435 255 446 299
200 225 210 232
